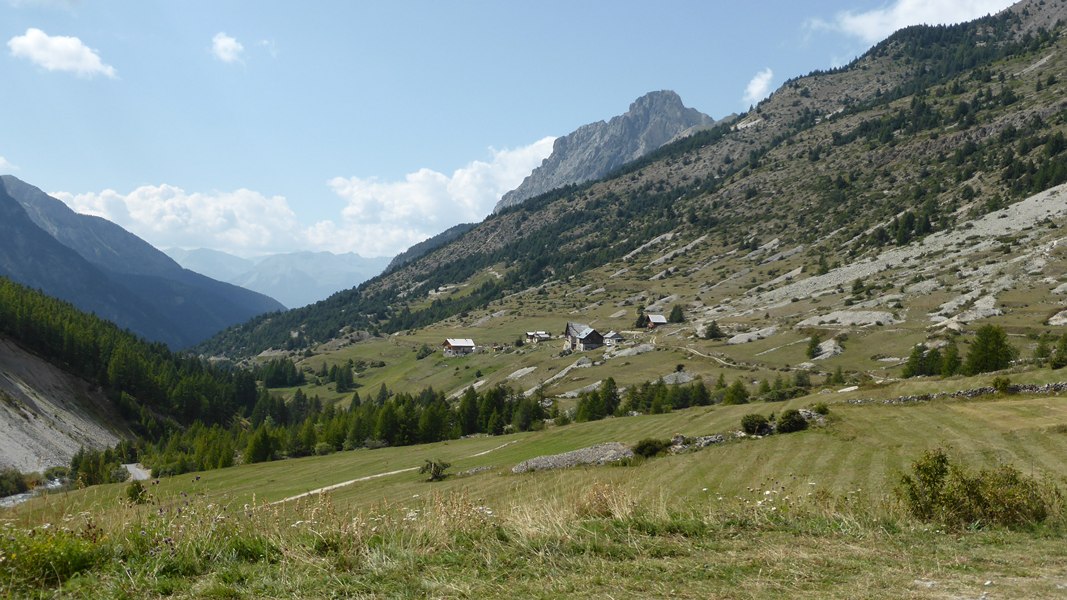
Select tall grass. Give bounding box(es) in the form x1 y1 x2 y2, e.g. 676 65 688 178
5 474 1064 598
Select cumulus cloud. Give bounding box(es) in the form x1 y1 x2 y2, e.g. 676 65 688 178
809 0 1013 44
742 68 774 105
51 136 556 257
211 32 244 63
0 156 18 171
53 185 302 256
7 27 116 78
324 136 555 254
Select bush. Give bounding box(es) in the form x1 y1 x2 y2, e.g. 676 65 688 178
809 402 830 415
0 467 29 497
2 528 103 588
775 409 808 433
43 466 69 480
314 442 335 456
992 376 1012 394
125 480 149 504
740 414 770 435
632 438 671 458
419 458 451 482
897 448 1061 529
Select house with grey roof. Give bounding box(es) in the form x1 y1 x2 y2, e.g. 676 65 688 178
563 322 603 351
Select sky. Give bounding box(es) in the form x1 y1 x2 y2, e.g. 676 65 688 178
1 0 1015 258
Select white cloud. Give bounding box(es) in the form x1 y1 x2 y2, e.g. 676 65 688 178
7 27 116 78
0 156 18 171
742 68 774 105
50 135 556 257
324 136 555 254
810 0 1014 44
211 32 244 64
53 185 302 256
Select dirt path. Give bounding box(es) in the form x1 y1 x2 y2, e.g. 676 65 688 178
683 346 740 367
271 440 519 505
123 463 152 481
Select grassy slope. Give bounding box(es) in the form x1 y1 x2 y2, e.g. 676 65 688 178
17 373 1067 515
6 374 1067 598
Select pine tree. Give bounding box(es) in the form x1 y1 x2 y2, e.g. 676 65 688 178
807 333 823 359
941 343 961 376
668 304 685 323
705 321 724 339
723 379 750 405
963 325 1016 375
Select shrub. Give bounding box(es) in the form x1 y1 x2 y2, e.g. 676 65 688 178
632 438 671 458
740 413 770 435
810 402 830 415
314 442 335 456
125 480 149 504
897 448 1062 529
775 409 809 433
0 468 29 497
43 466 69 480
1 528 102 588
419 458 451 482
992 376 1012 394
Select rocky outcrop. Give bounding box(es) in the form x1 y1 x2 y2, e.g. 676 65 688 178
0 337 128 472
512 442 634 473
493 91 714 212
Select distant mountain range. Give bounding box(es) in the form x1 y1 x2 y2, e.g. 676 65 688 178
166 248 391 309
0 175 284 349
493 90 716 212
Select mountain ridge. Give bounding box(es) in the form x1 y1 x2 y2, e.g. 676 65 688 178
493 90 715 212
0 176 285 348
196 0 1067 361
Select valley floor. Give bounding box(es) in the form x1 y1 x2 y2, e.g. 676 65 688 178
5 378 1067 598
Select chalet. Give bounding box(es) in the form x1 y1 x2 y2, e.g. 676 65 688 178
443 338 476 356
603 331 624 346
563 322 603 351
643 314 668 329
525 331 552 343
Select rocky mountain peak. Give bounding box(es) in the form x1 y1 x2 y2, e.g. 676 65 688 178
493 90 714 212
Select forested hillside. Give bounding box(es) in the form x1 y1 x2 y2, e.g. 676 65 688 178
0 276 260 473
0 176 284 349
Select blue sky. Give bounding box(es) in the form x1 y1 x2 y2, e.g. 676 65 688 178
1 0 1014 257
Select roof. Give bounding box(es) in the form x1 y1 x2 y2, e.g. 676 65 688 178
564 322 603 342
646 314 668 324
444 338 476 347
603 331 623 338
526 331 550 337
577 328 597 339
